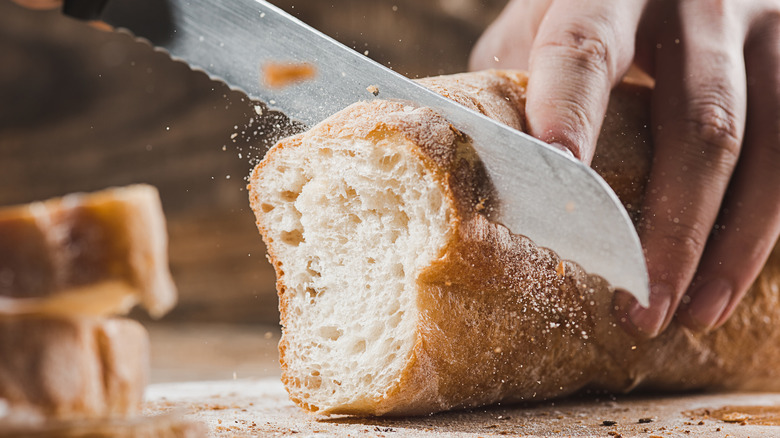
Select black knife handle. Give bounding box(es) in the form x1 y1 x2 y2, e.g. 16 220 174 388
63 0 109 20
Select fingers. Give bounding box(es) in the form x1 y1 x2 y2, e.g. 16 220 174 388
525 0 646 162
469 0 553 71
677 13 780 331
620 1 749 337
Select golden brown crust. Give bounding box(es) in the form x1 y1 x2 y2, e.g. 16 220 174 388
0 317 149 426
0 185 177 318
408 70 780 412
250 70 780 415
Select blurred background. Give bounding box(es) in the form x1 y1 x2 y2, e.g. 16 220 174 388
0 0 504 380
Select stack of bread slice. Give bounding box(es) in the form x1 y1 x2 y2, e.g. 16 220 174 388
0 185 202 436
249 70 780 416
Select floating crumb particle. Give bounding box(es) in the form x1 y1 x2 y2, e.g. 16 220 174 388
254 105 263 115
475 197 487 212
264 331 273 340
262 62 317 88
556 260 565 277
494 347 502 354
366 85 379 96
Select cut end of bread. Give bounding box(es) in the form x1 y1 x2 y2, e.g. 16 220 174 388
250 110 455 413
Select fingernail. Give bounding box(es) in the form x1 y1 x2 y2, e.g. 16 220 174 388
549 142 577 160
628 283 673 337
684 278 732 331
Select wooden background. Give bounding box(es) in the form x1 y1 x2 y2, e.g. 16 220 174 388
0 0 505 324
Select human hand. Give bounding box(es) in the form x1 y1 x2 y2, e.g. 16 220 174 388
470 0 780 337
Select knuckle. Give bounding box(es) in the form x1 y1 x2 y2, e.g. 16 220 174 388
659 224 709 261
538 26 613 75
683 95 743 166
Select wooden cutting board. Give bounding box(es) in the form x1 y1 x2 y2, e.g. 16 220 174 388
144 379 780 437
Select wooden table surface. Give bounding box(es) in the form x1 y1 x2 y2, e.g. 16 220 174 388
145 323 780 438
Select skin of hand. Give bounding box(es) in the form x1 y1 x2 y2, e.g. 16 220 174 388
471 0 780 338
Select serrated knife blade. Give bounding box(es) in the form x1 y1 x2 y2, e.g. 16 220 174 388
74 0 650 306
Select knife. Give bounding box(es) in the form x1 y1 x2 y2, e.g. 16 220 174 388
63 0 650 306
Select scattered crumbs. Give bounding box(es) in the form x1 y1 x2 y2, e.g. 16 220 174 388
607 432 622 437
494 347 502 354
444 280 452 286
638 418 653 424
364 50 370 56
631 345 637 350
254 105 263 115
392 5 398 11
230 133 238 139
475 197 487 212
221 145 227 151
715 427 721 432
555 260 565 277
367 85 380 96
697 420 705 425
602 420 617 426
264 331 273 339
262 62 317 88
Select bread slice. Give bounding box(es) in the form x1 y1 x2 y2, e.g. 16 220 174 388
248 70 780 415
0 185 176 318
0 317 149 425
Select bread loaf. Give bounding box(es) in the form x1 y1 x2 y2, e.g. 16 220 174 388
0 185 176 318
0 317 148 425
0 185 189 434
248 70 780 415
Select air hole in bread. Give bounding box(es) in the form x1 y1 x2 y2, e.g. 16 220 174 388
281 191 299 202
281 230 304 246
319 326 342 341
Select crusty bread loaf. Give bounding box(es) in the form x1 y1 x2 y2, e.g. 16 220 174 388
248 70 780 415
0 317 148 425
0 185 176 318
0 185 189 434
